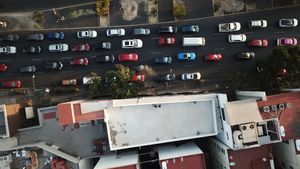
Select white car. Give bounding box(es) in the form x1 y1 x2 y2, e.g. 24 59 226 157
121 39 143 49
181 72 201 80
49 43 69 52
228 34 247 43
248 20 267 28
77 30 97 38
218 22 241 32
279 18 298 27
0 46 16 54
106 28 125 36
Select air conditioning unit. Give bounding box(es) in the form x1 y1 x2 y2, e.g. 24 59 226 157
263 106 270 113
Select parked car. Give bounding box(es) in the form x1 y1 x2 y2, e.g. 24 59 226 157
0 64 8 72
181 72 201 80
26 33 44 41
121 39 143 49
158 73 176 82
248 20 267 28
181 25 199 33
133 28 150 36
20 65 37 73
62 79 77 86
279 18 298 27
22 46 41 53
43 61 63 70
218 22 241 32
0 46 16 54
70 58 89 66
182 37 205 46
228 34 246 43
106 28 125 36
236 52 255 60
177 52 196 61
131 65 149 72
132 74 145 82
0 34 19 41
72 43 90 51
118 53 138 62
277 38 297 46
96 55 115 63
49 43 69 52
158 37 175 45
93 42 111 50
77 30 97 38
47 32 64 39
248 39 268 47
158 26 177 34
204 54 222 62
154 56 172 64
0 80 21 88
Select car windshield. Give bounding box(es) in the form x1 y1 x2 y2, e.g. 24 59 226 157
184 53 190 59
125 41 131 46
282 39 291 44
282 20 292 25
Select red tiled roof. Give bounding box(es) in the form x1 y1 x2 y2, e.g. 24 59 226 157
257 92 300 140
58 102 105 126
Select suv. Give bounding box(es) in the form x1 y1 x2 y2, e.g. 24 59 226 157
158 26 177 34
0 46 16 54
121 39 143 48
49 43 69 52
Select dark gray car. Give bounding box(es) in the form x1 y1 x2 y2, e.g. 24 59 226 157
93 42 111 50
154 56 172 64
133 28 151 36
0 34 19 41
96 55 115 63
26 33 44 41
20 65 37 73
158 73 176 82
43 61 63 70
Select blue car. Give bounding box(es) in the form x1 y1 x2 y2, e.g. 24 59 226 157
180 25 199 33
47 32 64 39
154 56 172 64
177 52 196 61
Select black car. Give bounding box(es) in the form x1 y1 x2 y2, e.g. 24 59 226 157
22 46 41 53
43 61 63 70
0 34 20 41
180 25 199 33
154 56 172 64
26 33 44 41
96 55 115 63
158 73 176 82
93 42 111 50
158 26 177 34
236 52 255 60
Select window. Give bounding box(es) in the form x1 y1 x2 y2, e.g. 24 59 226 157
221 108 226 121
226 132 229 140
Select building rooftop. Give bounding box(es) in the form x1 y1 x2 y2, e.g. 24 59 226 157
157 142 203 160
106 94 221 150
94 151 138 169
257 92 300 140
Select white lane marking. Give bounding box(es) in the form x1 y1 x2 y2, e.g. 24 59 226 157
183 64 196 67
31 58 42 61
0 60 12 62
61 57 72 60
273 31 285 34
62 70 74 73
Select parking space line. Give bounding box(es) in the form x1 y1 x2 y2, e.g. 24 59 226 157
0 59 12 62
31 58 42 61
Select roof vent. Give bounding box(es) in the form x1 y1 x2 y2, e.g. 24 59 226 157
285 102 292 109
271 105 277 111
263 106 270 112
279 104 285 110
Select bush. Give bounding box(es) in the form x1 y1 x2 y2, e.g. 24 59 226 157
33 11 44 24
96 0 110 16
173 4 186 17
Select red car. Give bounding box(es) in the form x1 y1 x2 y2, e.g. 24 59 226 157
158 37 175 45
132 74 145 82
71 43 90 52
0 80 21 88
204 54 222 62
0 64 8 72
70 58 89 66
118 53 138 62
248 39 268 47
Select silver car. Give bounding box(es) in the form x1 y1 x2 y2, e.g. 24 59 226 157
133 28 150 36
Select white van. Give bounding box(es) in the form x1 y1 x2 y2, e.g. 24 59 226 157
182 37 205 46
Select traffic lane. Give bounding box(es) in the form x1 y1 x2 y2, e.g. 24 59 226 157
0 0 95 12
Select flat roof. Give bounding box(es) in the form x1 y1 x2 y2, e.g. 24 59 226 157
105 94 220 151
94 151 138 169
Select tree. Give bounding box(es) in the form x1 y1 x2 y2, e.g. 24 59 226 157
173 4 186 17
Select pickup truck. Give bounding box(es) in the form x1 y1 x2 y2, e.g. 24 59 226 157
62 79 77 86
218 22 241 32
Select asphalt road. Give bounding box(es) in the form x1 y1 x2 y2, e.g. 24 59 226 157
0 0 95 12
0 6 300 89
